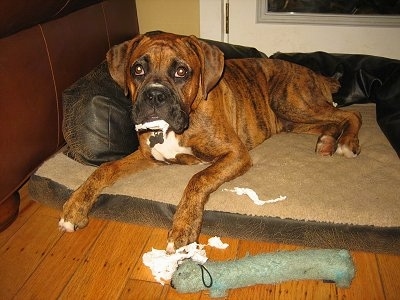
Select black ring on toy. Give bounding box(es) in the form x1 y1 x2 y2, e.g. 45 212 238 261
198 264 213 288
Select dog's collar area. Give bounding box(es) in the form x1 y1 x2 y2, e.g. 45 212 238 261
148 129 193 162
149 131 165 147
137 120 170 148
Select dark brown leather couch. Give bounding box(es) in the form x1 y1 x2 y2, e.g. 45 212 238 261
0 0 139 231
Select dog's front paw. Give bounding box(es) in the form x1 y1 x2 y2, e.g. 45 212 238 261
59 197 90 232
166 222 200 254
58 214 89 232
58 218 76 232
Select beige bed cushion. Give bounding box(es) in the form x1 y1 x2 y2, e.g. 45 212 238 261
29 104 400 253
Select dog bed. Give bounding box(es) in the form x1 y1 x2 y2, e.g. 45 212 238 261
29 39 400 254
29 103 400 254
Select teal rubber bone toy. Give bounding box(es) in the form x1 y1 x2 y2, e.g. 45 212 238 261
171 249 355 298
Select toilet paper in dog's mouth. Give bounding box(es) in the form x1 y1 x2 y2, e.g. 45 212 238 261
135 120 169 132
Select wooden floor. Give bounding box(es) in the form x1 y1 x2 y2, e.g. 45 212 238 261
1 184 399 299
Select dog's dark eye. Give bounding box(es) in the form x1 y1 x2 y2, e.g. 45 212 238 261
175 66 188 78
133 64 145 76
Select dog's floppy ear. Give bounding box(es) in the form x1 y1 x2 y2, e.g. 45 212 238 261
106 35 143 95
185 36 224 100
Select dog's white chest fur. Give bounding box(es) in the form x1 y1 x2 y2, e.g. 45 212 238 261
149 130 192 162
136 120 192 162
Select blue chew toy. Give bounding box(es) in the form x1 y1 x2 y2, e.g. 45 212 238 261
171 249 355 298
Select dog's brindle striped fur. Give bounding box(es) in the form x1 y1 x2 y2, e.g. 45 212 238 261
59 33 361 252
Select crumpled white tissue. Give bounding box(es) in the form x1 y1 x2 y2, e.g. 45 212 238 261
142 237 229 284
208 236 229 249
223 187 287 205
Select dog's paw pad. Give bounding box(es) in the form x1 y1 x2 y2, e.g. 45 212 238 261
58 218 76 232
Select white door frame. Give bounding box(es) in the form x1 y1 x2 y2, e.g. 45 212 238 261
200 0 229 42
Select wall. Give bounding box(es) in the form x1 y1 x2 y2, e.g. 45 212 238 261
200 0 400 59
136 0 200 36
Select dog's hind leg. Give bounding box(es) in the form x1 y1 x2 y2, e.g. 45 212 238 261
289 108 362 158
334 110 362 157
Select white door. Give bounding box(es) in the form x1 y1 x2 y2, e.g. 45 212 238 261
200 0 400 59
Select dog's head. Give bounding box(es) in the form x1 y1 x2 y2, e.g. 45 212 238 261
107 32 224 133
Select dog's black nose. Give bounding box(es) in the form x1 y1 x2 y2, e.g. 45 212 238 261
145 87 167 107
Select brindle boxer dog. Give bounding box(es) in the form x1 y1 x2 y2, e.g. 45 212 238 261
59 32 361 253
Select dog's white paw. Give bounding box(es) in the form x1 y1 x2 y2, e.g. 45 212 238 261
58 218 75 232
336 144 358 158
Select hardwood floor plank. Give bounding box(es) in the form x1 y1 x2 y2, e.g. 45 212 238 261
274 281 336 300
14 217 106 299
165 284 201 300
0 205 62 298
119 279 165 299
376 253 400 300
0 197 40 247
337 251 385 299
59 221 152 299
228 284 276 300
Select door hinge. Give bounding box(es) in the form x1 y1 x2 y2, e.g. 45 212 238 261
225 2 229 34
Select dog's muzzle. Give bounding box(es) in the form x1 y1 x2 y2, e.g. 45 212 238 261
132 83 189 133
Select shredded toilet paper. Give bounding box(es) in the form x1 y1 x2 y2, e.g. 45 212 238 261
223 187 287 205
135 120 169 132
142 236 229 284
208 236 229 249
